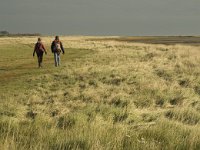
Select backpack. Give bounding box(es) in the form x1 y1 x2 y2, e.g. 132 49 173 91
36 42 44 52
54 41 62 54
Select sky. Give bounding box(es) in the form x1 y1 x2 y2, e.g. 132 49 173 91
0 0 200 36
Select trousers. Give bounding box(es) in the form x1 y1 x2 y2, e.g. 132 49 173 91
54 52 60 67
36 52 43 67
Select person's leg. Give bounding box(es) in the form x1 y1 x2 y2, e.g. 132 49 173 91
37 53 40 68
54 53 58 67
57 54 60 66
39 53 43 67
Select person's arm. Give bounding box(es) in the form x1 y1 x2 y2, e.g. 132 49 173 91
42 44 47 54
60 42 65 54
51 42 54 53
33 43 36 57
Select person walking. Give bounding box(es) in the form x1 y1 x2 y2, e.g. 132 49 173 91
33 38 47 68
51 36 65 67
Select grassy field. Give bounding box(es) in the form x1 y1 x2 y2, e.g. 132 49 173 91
0 36 200 150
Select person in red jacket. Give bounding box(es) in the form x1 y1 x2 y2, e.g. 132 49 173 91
33 38 47 68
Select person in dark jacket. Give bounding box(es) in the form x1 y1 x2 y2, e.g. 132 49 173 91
51 36 65 67
33 38 47 68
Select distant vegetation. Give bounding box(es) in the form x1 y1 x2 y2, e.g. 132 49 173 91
0 30 41 37
0 31 9 35
0 36 200 149
90 36 200 46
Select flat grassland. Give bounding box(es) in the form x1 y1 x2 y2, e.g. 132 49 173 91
0 36 200 150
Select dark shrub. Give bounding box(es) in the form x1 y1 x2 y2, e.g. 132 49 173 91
113 111 128 123
57 115 76 129
110 96 129 108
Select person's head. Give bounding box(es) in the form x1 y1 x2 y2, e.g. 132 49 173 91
55 36 59 41
38 37 41 42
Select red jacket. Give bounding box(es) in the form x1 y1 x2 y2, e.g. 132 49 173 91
33 42 46 54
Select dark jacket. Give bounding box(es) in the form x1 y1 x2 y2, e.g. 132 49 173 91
33 42 46 55
51 40 65 54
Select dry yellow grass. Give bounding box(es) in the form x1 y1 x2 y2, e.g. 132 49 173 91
0 36 200 149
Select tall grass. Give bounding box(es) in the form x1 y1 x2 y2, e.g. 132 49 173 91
0 36 200 149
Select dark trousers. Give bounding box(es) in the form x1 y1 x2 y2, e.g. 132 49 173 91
36 52 44 67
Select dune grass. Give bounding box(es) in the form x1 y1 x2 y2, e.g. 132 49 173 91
0 36 200 150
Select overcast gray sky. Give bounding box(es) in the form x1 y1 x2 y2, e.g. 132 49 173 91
0 0 199 35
